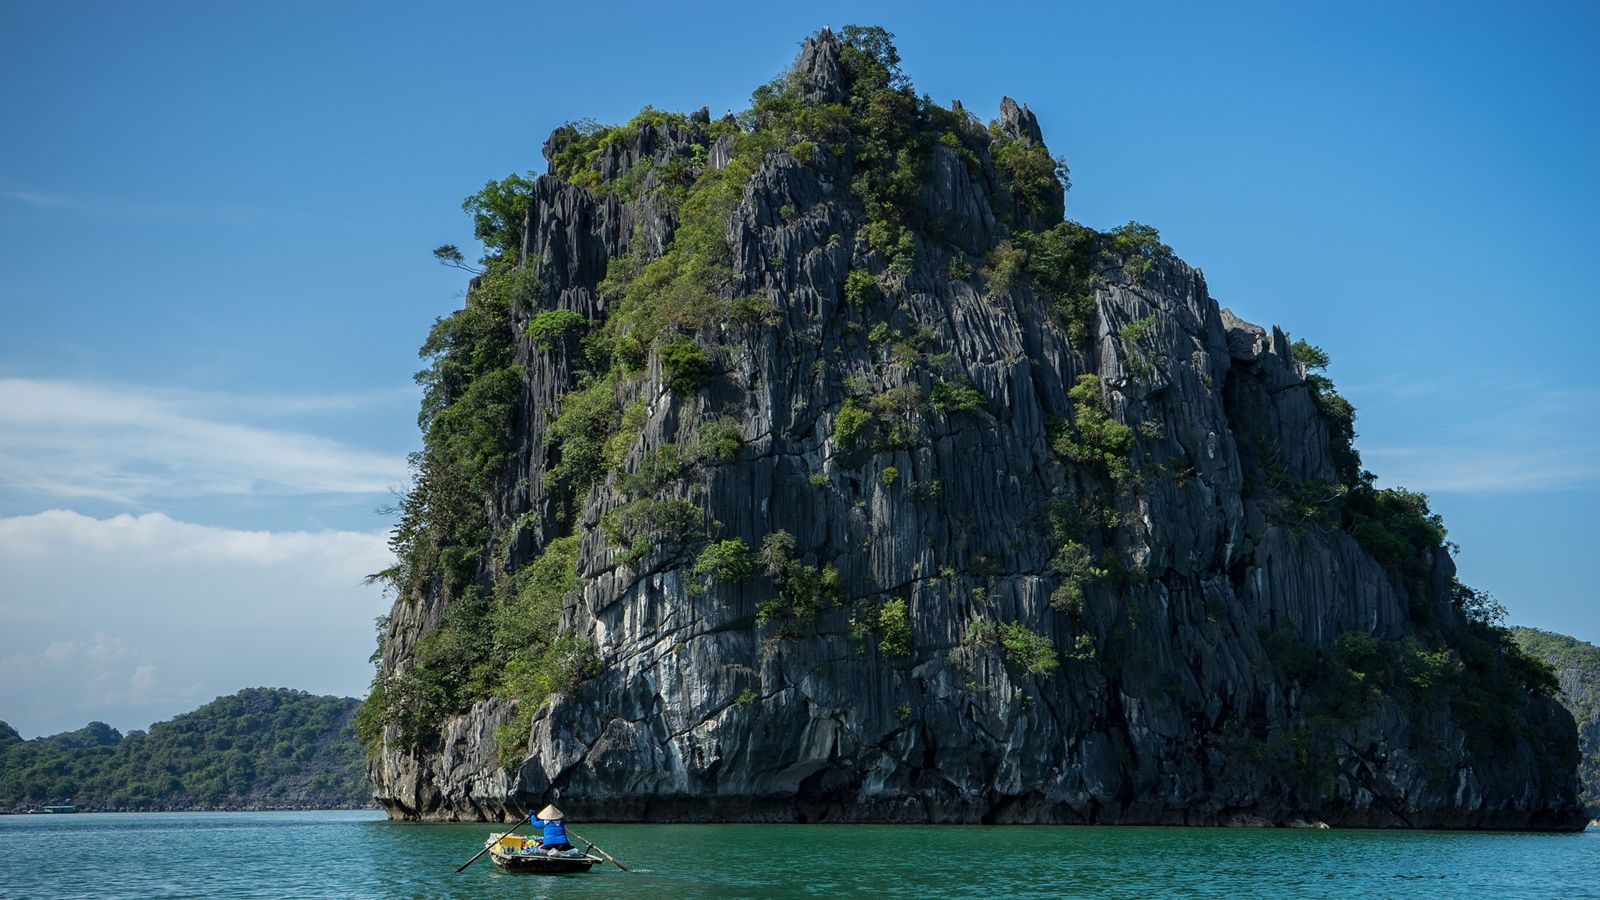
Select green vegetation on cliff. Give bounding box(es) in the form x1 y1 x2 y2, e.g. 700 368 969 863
359 175 592 755
1512 627 1600 812
1254 341 1561 763
1039 300 1561 819
0 689 369 811
363 25 1075 753
1513 628 1600 675
361 25 1573 818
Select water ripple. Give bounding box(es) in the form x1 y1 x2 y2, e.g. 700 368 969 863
0 812 1594 899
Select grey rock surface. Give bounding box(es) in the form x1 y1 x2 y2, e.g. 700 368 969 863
797 26 846 105
998 96 1044 145
1560 668 1600 815
1512 628 1600 816
369 34 1583 831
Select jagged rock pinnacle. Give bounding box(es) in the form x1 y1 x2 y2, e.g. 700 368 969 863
999 96 1044 145
798 26 846 104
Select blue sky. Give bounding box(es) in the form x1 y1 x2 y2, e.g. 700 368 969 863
1 0 1595 736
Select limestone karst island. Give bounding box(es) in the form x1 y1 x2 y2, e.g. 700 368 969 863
348 27 1587 832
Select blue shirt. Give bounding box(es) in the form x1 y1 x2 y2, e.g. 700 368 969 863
542 818 568 845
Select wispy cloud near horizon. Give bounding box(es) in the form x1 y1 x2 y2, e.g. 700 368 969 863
1360 444 1600 494
2 187 281 227
3 189 81 210
0 377 410 505
1349 372 1600 495
0 509 393 737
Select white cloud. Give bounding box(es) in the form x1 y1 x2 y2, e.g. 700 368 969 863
1 188 276 226
0 510 394 737
6 634 127 675
3 189 80 210
128 664 157 702
0 378 409 504
1361 444 1600 494
1348 372 1600 495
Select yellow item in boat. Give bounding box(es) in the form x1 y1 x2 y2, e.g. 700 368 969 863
496 834 532 852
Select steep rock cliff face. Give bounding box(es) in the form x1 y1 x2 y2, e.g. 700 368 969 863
366 28 1583 829
1558 670 1600 817
1513 628 1600 816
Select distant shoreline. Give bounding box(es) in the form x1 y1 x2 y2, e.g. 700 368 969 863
3 804 379 816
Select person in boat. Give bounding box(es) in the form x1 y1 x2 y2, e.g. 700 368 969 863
537 804 573 852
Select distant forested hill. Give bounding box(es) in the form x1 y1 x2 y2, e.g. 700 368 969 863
1512 628 1599 815
0 688 373 811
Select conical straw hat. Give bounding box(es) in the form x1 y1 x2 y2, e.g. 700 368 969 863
537 804 564 820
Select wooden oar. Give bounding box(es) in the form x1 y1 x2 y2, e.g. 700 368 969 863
567 829 630 871
455 808 535 873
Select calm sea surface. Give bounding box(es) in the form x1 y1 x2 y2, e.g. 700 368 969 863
0 810 1595 898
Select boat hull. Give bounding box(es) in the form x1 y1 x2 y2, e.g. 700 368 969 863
488 850 598 874
484 834 601 874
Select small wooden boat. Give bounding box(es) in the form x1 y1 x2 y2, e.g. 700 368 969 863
484 832 602 874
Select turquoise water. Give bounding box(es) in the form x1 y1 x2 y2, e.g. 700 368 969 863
0 811 1595 898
